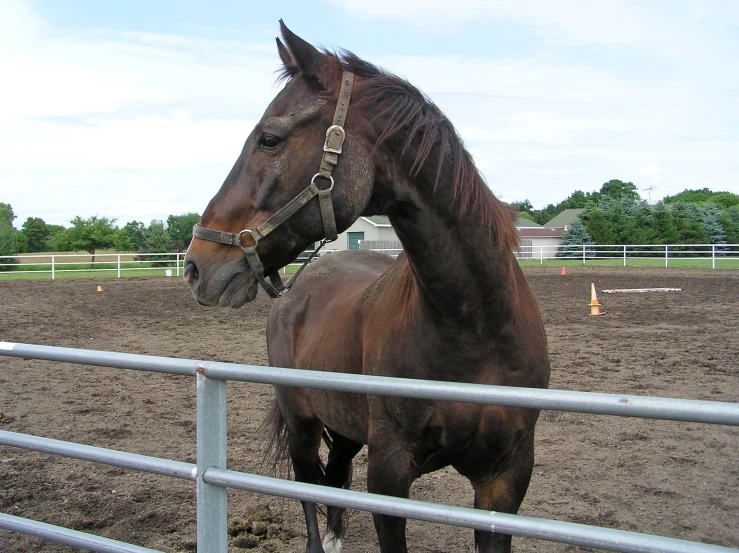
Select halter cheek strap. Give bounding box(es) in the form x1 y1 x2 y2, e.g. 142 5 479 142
192 71 355 298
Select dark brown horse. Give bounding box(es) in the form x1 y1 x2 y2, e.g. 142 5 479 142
184 22 550 553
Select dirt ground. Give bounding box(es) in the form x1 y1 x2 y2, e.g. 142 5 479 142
1 266 737 552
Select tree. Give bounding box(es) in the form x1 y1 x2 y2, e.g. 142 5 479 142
600 179 640 202
701 203 726 245
21 217 50 253
517 211 536 222
49 215 119 264
670 202 708 246
506 200 534 215
561 189 600 209
582 207 616 246
118 220 147 251
528 189 602 225
720 205 739 244
649 203 680 244
619 197 655 245
0 225 20 271
531 203 558 225
0 203 20 269
143 220 171 253
709 193 739 210
663 188 739 209
166 212 200 250
557 219 594 258
0 202 16 228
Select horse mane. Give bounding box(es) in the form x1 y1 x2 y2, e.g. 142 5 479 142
278 50 519 251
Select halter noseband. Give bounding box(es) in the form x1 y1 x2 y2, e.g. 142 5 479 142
192 71 355 298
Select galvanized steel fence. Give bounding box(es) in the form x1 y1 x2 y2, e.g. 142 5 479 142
1 342 738 553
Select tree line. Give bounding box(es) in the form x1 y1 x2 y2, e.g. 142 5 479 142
508 180 739 248
3 180 739 268
0 203 200 268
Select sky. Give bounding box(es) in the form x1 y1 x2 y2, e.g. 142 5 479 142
1 0 738 227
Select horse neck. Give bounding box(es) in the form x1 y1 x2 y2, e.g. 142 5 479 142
386 175 518 332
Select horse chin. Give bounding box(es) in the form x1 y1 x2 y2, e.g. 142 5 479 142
218 274 259 308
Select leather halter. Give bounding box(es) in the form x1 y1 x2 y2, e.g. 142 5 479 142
192 71 355 298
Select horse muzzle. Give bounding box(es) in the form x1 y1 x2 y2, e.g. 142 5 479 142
184 248 259 308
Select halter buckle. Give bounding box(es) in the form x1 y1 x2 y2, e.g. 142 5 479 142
324 125 346 154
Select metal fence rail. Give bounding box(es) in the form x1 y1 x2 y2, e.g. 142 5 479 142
1 342 738 553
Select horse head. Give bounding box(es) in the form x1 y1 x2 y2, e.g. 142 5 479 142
184 21 375 307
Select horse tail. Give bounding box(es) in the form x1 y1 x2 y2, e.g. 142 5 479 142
258 398 331 483
259 399 290 477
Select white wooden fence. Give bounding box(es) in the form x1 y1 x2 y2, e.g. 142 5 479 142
0 252 185 279
515 243 739 268
2 243 739 280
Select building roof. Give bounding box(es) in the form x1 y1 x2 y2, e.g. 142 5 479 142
518 227 564 238
360 216 392 227
544 208 585 229
515 215 542 228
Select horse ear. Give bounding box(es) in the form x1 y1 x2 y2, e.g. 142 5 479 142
279 20 326 80
276 37 296 72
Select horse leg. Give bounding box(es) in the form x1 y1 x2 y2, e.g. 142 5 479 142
321 431 363 553
468 434 536 553
287 418 326 553
367 442 413 553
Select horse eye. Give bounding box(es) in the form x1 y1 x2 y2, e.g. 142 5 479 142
259 134 282 150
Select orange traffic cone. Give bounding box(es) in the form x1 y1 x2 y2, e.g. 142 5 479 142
588 283 604 316
96 285 103 292
561 266 567 276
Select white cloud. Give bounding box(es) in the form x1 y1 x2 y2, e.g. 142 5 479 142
640 166 663 182
0 3 284 225
1 0 737 228
325 0 737 53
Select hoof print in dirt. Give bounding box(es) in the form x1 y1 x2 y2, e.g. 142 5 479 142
229 504 295 549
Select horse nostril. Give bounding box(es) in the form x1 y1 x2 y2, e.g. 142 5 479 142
184 261 199 283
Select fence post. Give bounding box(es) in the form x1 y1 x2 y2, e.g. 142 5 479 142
51 255 55 280
540 246 543 265
196 369 227 553
665 245 669 268
582 245 586 265
713 245 716 269
117 255 121 279
623 245 627 267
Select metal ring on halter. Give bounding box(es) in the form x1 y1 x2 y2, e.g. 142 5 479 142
238 229 255 247
310 173 335 191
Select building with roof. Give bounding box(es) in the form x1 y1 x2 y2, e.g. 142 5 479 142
327 216 400 252
324 209 585 260
543 208 585 230
516 209 585 260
